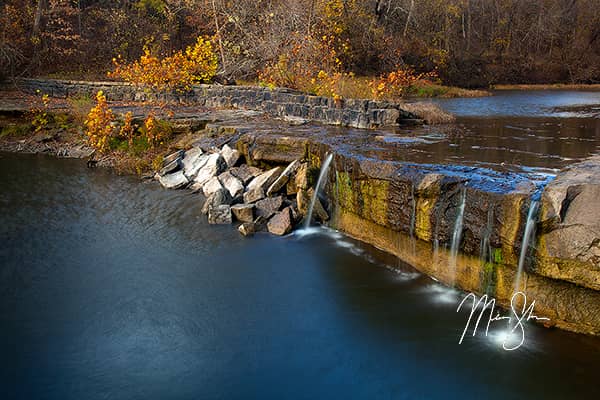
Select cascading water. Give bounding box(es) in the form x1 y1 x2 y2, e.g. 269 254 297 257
449 188 467 283
514 199 539 294
304 153 334 229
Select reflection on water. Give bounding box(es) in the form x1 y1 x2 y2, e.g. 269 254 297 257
1 153 599 399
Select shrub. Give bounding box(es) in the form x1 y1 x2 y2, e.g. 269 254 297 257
84 90 115 153
30 92 50 132
109 36 218 92
369 68 437 100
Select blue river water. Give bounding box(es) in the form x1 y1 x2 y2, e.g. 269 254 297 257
0 152 599 399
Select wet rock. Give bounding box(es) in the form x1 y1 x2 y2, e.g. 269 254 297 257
218 171 244 198
159 158 181 176
255 196 284 219
208 205 232 224
202 176 224 198
267 159 301 196
230 164 263 185
267 207 293 236
193 153 227 188
220 144 241 167
231 203 254 223
238 222 255 236
163 149 184 166
201 188 232 214
158 170 189 189
244 166 283 203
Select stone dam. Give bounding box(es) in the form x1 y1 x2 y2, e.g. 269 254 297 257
3 78 599 336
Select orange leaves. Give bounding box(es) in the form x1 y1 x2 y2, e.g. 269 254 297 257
84 90 115 153
118 111 137 147
369 68 437 100
139 112 171 148
85 91 172 153
109 36 218 92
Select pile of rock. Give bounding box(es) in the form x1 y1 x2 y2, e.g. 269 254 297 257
156 144 329 236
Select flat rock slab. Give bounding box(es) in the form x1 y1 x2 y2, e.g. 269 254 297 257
244 166 283 203
267 159 301 196
230 164 263 185
158 170 189 189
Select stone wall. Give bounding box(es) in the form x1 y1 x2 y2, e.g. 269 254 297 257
8 78 416 129
228 129 600 335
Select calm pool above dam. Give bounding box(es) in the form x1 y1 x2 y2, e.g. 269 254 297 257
1 153 599 399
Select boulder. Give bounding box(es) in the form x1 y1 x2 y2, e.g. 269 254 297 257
208 205 232 224
194 153 227 187
218 171 244 199
244 166 283 203
238 222 256 236
220 144 241 167
230 164 263 185
158 170 189 189
181 147 207 179
255 196 284 219
159 158 182 176
202 176 224 198
267 159 301 196
231 204 254 223
201 188 232 215
267 208 293 236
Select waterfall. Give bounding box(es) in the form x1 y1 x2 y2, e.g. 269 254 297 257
304 153 334 228
449 188 467 283
514 200 539 294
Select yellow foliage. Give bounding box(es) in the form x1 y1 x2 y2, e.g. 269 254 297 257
140 112 171 148
118 111 137 147
84 91 115 153
109 36 218 92
369 68 437 100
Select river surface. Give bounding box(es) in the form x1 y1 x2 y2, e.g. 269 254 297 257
1 152 600 399
370 90 600 174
